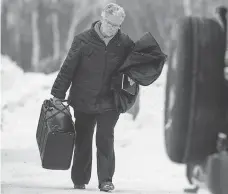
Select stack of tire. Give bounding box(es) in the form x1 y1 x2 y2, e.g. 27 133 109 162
164 5 228 194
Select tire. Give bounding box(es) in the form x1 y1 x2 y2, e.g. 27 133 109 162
164 16 227 164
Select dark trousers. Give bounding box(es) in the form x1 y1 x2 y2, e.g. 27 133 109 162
71 110 120 185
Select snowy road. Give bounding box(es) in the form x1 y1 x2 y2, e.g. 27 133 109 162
1 60 210 194
1 120 210 194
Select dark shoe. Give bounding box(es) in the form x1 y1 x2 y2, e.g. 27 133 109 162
184 185 199 193
99 181 115 192
74 184 85 189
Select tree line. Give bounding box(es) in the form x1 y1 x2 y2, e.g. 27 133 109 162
1 0 227 73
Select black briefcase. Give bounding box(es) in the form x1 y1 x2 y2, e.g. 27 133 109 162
36 98 75 170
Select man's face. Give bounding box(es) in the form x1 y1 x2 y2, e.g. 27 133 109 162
101 14 123 37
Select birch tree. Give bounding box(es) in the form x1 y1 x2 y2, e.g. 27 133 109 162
183 0 192 16
31 8 40 71
49 0 60 60
65 0 102 51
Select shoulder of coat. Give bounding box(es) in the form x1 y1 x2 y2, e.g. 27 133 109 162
74 30 91 44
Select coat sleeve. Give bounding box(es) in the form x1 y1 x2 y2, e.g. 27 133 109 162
51 36 81 99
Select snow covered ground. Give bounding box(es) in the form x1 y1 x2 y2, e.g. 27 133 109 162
1 55 210 194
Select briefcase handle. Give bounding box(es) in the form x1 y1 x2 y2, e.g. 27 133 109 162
44 99 72 122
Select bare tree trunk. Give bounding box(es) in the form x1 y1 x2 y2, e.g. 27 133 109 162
200 0 208 17
1 2 9 56
66 0 95 51
51 13 60 60
66 1 86 50
183 0 192 16
31 10 40 71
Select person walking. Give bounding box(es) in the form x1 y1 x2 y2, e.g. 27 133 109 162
51 3 134 192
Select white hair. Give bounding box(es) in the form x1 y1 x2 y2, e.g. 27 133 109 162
101 3 126 19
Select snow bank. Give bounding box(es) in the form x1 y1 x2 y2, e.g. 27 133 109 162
1 55 169 151
1 55 58 147
1 54 168 150
1 55 58 109
1 55 24 91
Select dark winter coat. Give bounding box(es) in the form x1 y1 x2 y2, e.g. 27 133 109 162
111 32 167 113
51 21 134 113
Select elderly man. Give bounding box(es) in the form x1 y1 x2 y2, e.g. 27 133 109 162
51 3 134 192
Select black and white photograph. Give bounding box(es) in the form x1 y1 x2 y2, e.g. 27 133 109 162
1 0 228 193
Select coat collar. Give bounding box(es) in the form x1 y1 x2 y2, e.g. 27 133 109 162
88 20 121 46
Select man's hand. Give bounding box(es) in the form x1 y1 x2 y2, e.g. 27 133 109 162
52 96 63 102
128 77 135 86
53 97 59 101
